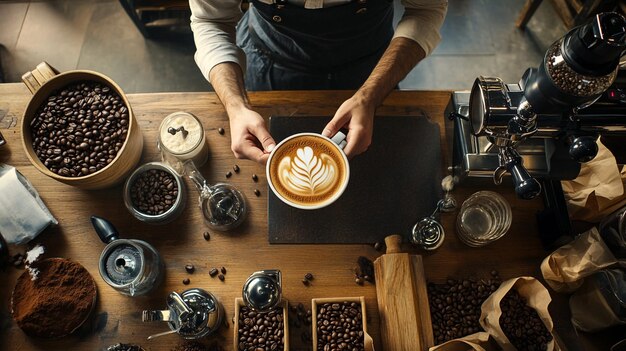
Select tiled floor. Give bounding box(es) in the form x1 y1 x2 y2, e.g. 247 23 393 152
0 0 566 93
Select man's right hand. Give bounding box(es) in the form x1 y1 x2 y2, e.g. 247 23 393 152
229 106 276 164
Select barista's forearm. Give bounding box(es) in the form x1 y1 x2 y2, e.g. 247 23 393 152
209 62 250 115
357 37 426 107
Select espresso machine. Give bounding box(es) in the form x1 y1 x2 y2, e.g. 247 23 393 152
448 12 626 246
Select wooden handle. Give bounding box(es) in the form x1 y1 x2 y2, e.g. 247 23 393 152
384 235 403 254
21 62 59 94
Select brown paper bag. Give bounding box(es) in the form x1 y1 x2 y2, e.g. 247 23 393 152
479 277 559 351
428 332 494 351
561 141 626 223
541 227 618 293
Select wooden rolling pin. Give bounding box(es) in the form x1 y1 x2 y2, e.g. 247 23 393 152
374 235 434 351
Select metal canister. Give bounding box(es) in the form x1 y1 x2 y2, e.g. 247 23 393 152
242 270 282 312
91 216 164 296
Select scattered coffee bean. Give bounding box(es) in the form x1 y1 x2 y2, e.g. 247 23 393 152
183 278 190 285
355 277 363 285
172 341 210 351
218 127 225 135
218 274 225 281
254 189 261 197
185 265 195 274
220 266 227 274
428 273 501 344
302 279 310 286
304 273 314 281
316 301 364 351
209 268 218 277
354 256 375 284
130 169 178 215
373 241 384 252
226 171 232 178
500 289 552 351
233 165 240 173
106 343 144 351
252 174 258 182
203 231 210 241
30 81 129 177
238 306 285 351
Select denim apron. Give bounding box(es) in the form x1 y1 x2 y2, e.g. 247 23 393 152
236 0 394 90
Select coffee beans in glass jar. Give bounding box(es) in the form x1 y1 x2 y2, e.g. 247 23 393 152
130 169 178 215
237 306 285 351
427 272 501 344
316 302 364 351
500 289 552 351
30 81 129 177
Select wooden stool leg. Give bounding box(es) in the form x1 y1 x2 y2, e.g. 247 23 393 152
516 0 544 29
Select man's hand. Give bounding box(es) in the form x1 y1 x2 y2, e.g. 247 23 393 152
323 37 427 159
229 106 276 164
322 93 375 159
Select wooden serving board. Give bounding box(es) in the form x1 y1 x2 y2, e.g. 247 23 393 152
374 235 434 351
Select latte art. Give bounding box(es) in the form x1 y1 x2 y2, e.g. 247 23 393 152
278 146 338 197
267 134 349 209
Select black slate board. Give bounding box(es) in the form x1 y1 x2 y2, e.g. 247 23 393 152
268 115 442 244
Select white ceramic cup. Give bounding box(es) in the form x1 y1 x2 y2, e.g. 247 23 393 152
266 132 349 210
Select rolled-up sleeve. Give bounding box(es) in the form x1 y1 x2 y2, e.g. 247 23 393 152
189 0 247 83
394 0 448 56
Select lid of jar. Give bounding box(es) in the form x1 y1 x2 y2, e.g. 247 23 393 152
158 112 204 155
242 270 282 312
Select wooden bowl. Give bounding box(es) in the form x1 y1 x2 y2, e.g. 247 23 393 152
312 297 372 351
234 298 290 351
20 62 143 189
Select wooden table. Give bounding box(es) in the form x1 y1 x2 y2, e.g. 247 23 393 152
0 84 615 350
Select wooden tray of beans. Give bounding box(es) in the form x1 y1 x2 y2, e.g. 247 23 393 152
234 298 290 351
312 297 372 351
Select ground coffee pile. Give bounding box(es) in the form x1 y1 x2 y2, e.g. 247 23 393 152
12 258 97 338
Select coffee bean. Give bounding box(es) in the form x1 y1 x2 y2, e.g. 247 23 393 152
203 231 211 241
238 306 284 351
252 174 258 182
226 171 232 178
428 273 501 343
254 189 261 197
183 278 190 285
355 277 363 285
220 266 227 274
374 241 384 251
302 279 310 286
316 302 364 351
218 274 225 281
130 169 178 216
30 82 129 177
185 265 195 274
218 127 225 135
209 268 218 277
233 165 240 173
304 273 314 281
500 289 552 350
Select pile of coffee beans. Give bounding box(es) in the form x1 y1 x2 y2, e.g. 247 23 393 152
428 271 501 344
30 82 129 177
171 341 220 351
545 41 613 97
316 302 364 351
129 169 178 215
237 306 285 351
354 256 374 285
106 344 144 351
500 289 552 351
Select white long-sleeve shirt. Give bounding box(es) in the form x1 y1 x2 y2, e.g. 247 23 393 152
190 0 448 83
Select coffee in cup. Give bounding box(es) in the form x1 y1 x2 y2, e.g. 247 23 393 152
266 132 349 210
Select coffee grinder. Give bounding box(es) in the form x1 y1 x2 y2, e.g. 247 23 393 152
448 13 626 246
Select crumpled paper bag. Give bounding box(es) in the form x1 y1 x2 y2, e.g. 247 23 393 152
541 227 619 293
429 332 495 351
0 164 57 244
561 141 626 223
479 277 559 351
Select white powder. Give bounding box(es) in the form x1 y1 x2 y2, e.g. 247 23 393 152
25 244 45 281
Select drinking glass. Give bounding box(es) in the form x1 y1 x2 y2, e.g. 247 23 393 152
456 191 512 247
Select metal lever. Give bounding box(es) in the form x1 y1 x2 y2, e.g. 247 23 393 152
495 147 542 200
